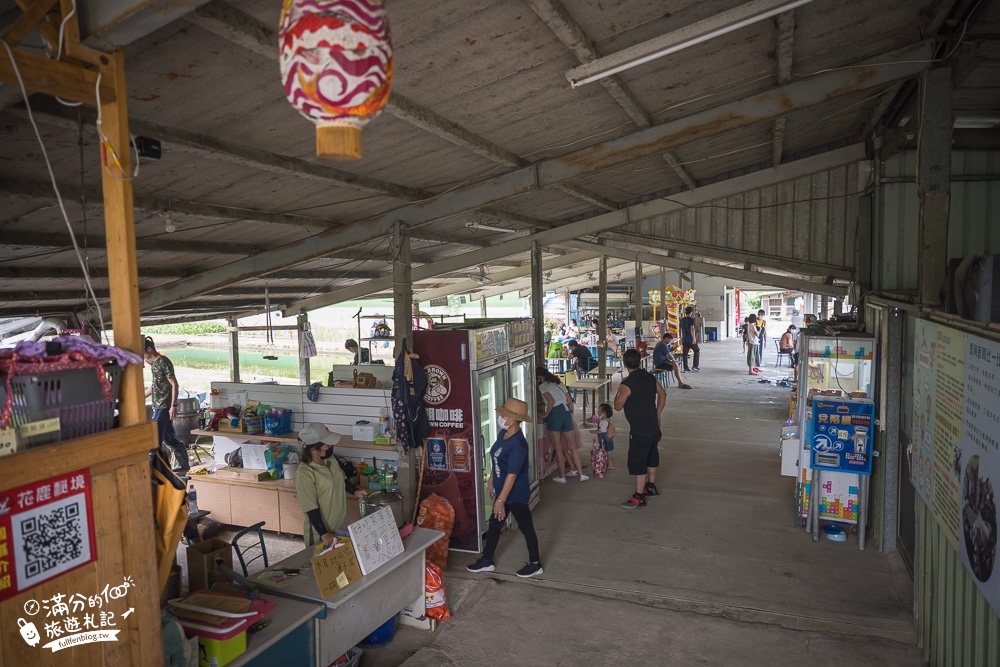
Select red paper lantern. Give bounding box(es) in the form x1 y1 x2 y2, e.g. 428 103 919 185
279 0 393 160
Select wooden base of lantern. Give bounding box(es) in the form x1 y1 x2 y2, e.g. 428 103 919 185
317 125 362 160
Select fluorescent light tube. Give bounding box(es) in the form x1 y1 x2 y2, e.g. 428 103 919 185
566 0 814 88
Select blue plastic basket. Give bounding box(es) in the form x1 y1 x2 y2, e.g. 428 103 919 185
360 616 397 648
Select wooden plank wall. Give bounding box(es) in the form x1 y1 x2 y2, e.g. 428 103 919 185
0 424 161 667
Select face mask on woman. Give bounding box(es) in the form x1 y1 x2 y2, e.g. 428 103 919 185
497 415 512 431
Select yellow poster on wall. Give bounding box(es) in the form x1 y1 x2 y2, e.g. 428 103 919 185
930 326 965 550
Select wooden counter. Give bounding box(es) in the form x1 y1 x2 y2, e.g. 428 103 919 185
189 474 361 535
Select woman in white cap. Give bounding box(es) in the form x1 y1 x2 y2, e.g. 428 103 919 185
466 398 543 578
295 422 368 547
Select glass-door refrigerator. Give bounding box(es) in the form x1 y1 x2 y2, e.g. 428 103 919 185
413 324 509 552
505 318 539 508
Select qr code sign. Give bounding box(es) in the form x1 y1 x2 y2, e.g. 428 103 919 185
14 493 92 586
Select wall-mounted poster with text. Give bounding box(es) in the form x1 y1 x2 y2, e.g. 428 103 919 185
959 334 1000 617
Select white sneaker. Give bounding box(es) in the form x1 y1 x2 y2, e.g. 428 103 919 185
566 469 579 477
578 475 590 482
552 476 567 484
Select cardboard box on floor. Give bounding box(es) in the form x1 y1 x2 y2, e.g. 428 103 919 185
187 538 234 590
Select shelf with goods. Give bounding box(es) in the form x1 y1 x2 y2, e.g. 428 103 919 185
352 313 395 361
191 429 397 452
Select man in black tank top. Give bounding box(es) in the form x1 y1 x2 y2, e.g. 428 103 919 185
614 348 667 508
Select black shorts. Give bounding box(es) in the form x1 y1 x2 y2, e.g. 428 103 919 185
627 431 661 475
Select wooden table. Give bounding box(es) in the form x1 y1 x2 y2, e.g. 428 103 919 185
253 527 443 666
570 377 612 425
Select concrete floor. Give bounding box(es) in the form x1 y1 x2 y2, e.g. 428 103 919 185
177 338 925 666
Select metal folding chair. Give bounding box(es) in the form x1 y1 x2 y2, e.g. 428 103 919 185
230 521 269 577
774 340 793 367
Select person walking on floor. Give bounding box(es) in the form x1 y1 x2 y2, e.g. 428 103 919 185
679 306 701 372
536 367 588 483
651 333 691 389
746 314 762 375
614 349 667 509
756 309 768 365
467 398 544 578
143 336 189 472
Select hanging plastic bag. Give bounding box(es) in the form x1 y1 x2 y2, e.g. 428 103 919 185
300 326 318 359
424 562 450 620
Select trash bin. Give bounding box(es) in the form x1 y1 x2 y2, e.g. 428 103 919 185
707 327 718 341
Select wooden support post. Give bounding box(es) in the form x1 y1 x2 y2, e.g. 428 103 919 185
98 50 144 428
96 47 163 667
598 256 608 402
916 67 953 307
634 261 643 343
392 222 412 357
298 312 310 385
531 242 544 370
228 316 240 382
856 191 873 324
659 268 667 331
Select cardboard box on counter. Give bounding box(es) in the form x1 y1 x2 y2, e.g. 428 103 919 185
217 417 244 433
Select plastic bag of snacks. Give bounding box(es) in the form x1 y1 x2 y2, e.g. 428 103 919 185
417 494 455 570
424 562 450 620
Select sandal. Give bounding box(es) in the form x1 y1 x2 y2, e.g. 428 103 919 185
679 383 692 389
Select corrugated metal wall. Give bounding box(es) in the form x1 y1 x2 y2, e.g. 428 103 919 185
623 164 860 272
918 504 1000 666
876 148 1000 664
877 150 1000 291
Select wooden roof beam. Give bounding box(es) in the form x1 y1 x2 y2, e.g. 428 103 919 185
142 42 927 314
526 0 698 191
565 239 847 297
771 10 795 167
